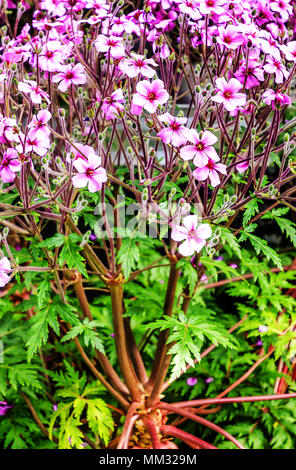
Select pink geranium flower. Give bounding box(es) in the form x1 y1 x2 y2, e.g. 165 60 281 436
95 35 125 58
132 79 169 114
119 54 157 79
264 51 289 84
157 113 189 147
39 41 64 72
102 89 125 120
171 215 212 256
52 63 86 92
72 154 107 193
28 109 51 139
18 80 50 105
0 117 25 144
17 131 50 156
262 89 292 109
177 0 201 20
0 257 11 287
234 60 264 89
199 0 225 15
193 158 227 187
180 130 218 166
0 148 21 183
217 25 244 50
282 41 296 62
270 0 293 22
212 77 246 112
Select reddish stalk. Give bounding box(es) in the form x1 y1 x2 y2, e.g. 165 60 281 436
158 403 246 449
144 417 163 449
117 403 139 449
173 392 296 408
160 424 217 449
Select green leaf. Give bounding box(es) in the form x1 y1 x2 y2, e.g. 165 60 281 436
220 228 242 259
116 238 140 279
26 304 60 362
61 319 105 353
58 234 88 278
239 231 282 270
243 198 261 227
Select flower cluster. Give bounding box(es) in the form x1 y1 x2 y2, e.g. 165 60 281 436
0 0 294 272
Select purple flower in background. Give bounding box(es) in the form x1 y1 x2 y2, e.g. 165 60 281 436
52 404 58 412
256 339 263 346
258 325 268 333
89 233 97 241
0 401 13 415
186 377 198 386
205 377 214 384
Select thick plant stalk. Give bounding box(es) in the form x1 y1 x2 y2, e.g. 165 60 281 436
144 417 163 449
124 318 149 384
158 403 245 449
110 284 142 402
160 425 217 449
117 403 139 449
74 337 129 409
146 260 179 402
70 271 130 396
173 392 296 408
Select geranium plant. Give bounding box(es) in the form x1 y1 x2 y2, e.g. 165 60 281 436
1 0 296 450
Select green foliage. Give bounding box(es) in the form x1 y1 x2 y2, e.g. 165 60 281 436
146 309 237 380
49 362 114 448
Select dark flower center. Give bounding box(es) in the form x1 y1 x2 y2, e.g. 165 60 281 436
170 122 180 131
223 90 232 99
196 142 204 150
46 51 54 59
86 168 94 177
65 72 74 79
148 92 156 101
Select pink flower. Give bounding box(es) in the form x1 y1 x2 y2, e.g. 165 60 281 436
217 25 244 50
236 160 249 173
0 117 25 144
52 63 86 92
119 54 157 79
193 158 227 187
95 35 125 58
157 113 189 147
258 325 268 333
0 400 13 415
72 154 107 193
132 79 169 114
0 257 11 287
171 215 212 257
39 41 63 72
282 41 296 62
262 89 292 109
17 131 50 156
270 0 293 22
212 77 246 112
0 148 21 183
234 60 264 89
177 0 201 20
18 80 50 105
39 41 64 72
66 143 96 164
186 377 198 386
102 89 125 120
263 51 289 84
180 130 218 166
28 109 51 139
199 0 225 15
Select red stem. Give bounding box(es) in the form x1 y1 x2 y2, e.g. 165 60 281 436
158 403 245 449
161 424 217 449
173 392 296 408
